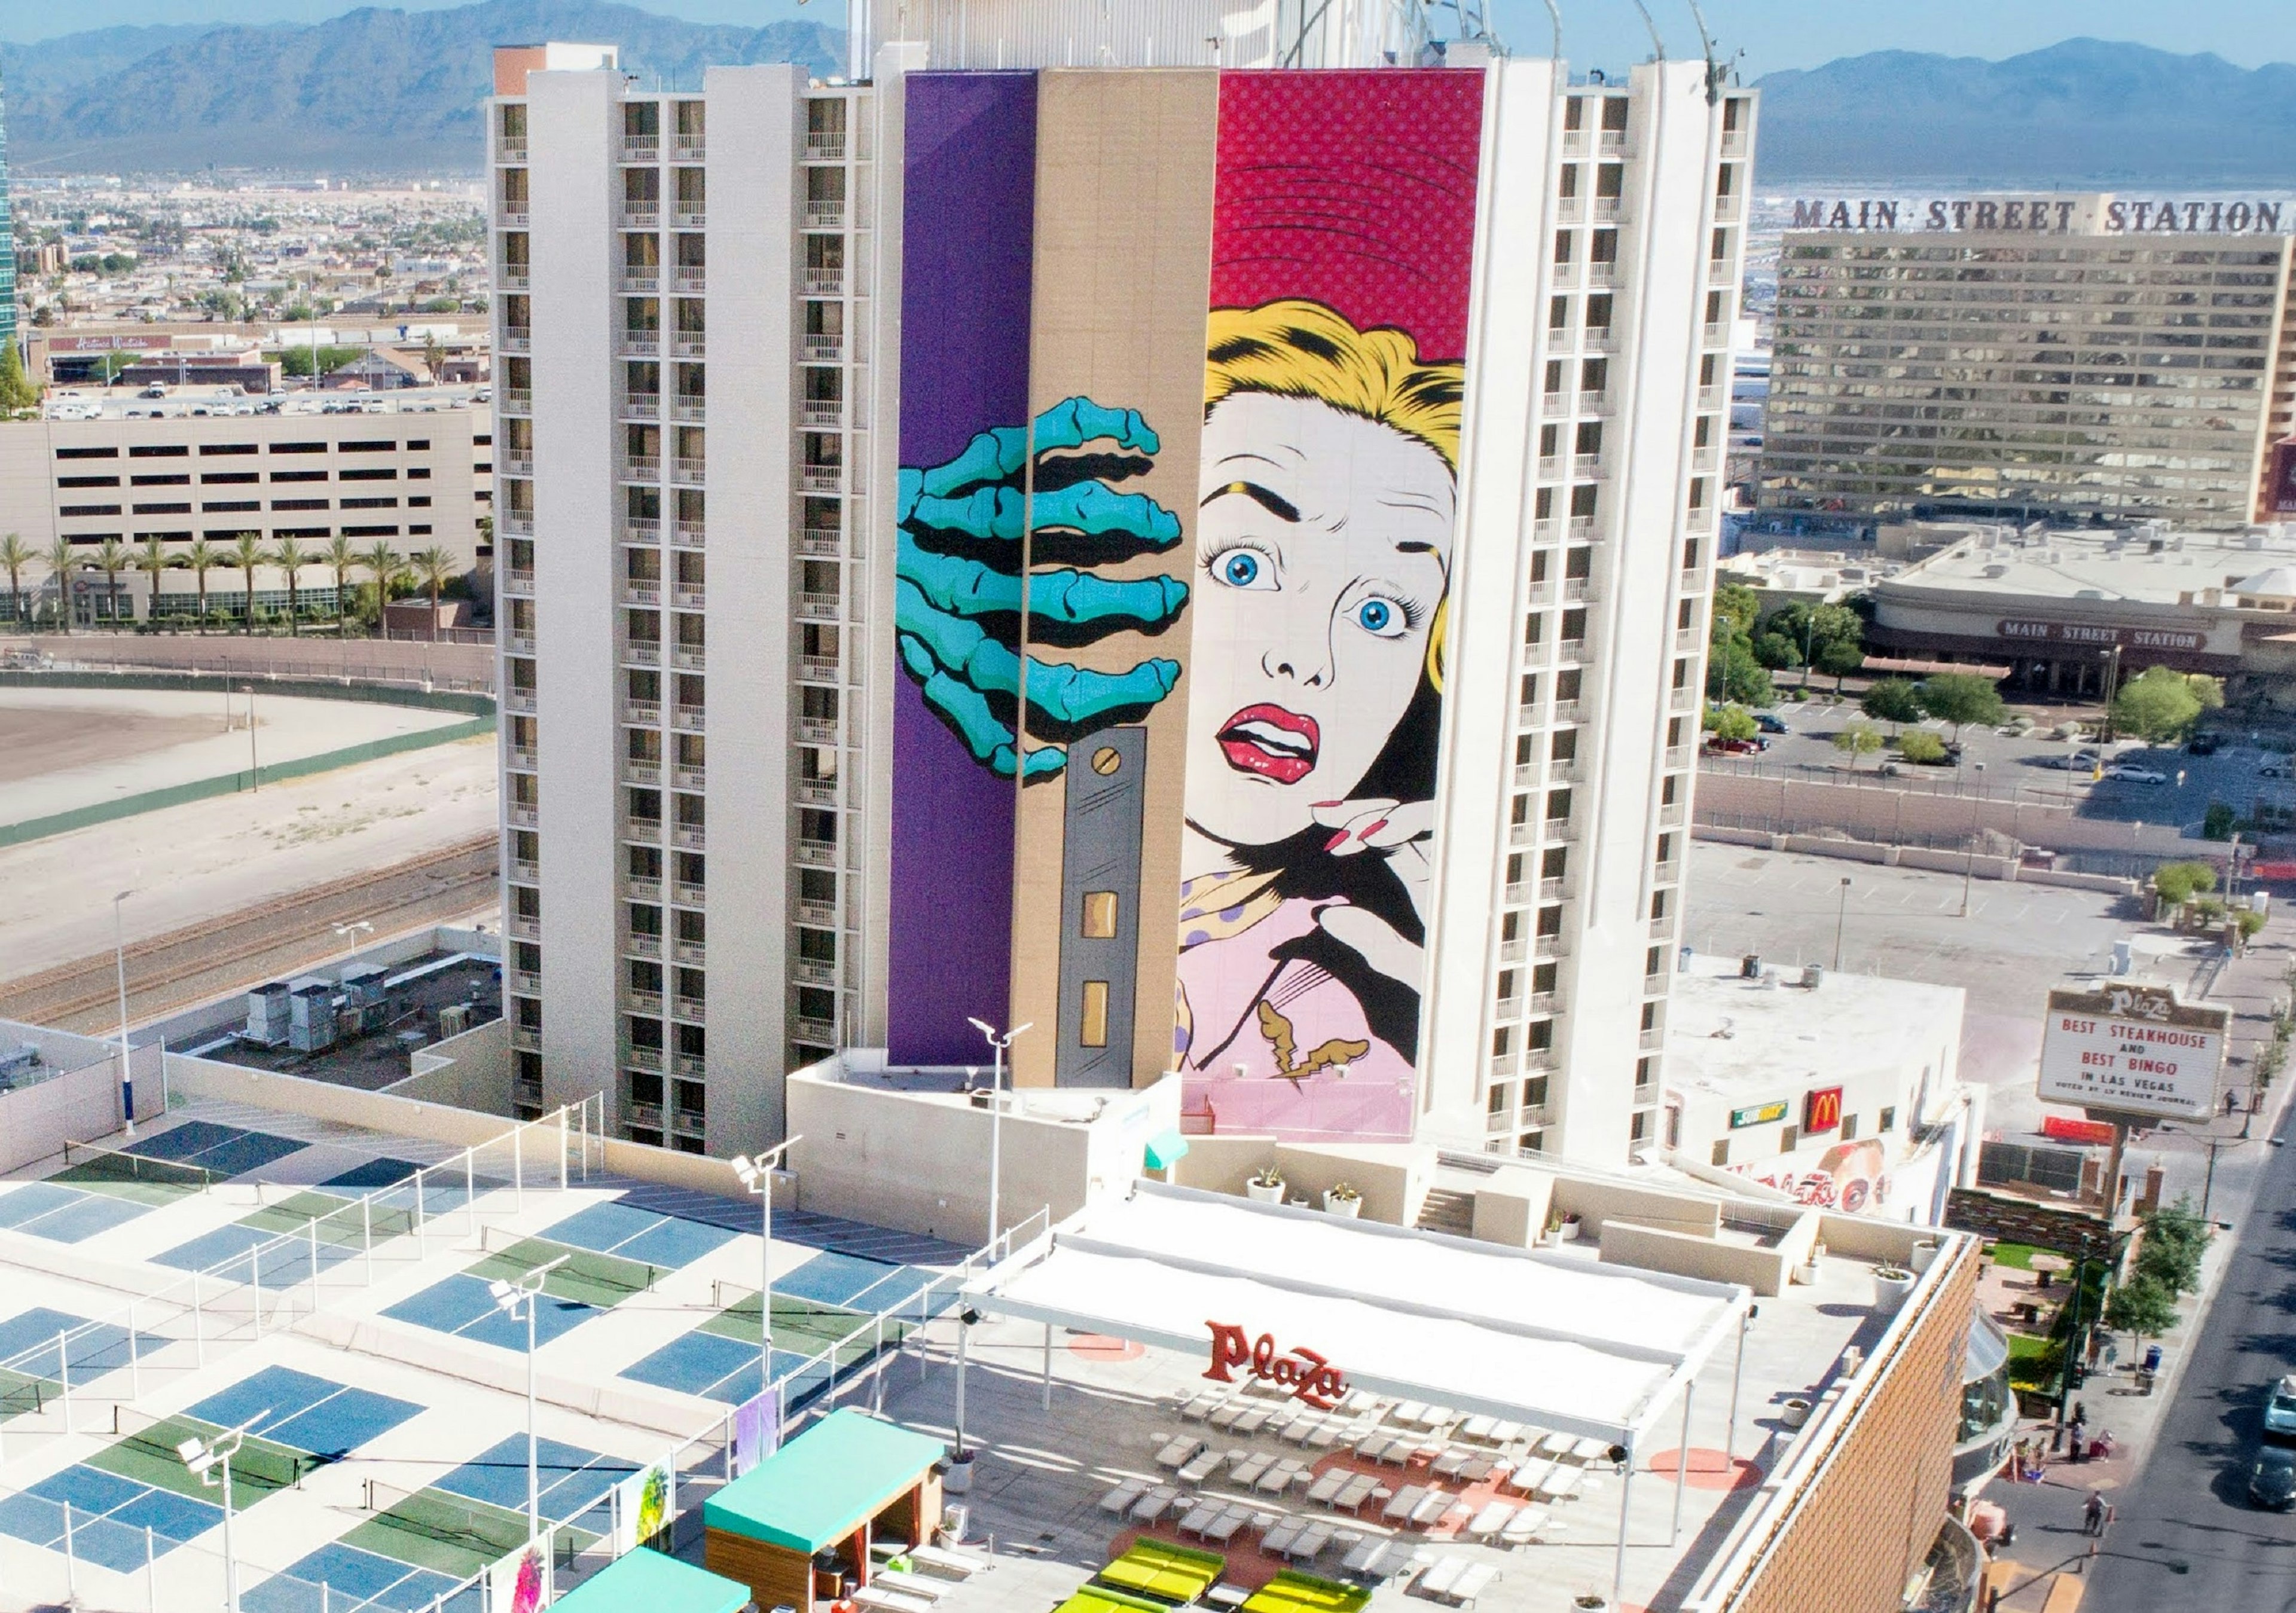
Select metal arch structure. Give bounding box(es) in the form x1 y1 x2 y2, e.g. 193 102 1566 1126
1275 0 1502 68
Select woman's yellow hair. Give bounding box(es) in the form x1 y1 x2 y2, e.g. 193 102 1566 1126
1204 298 1460 689
1204 298 1463 472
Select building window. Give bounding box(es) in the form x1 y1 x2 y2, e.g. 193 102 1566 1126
1080 890 1118 939
1879 1106 1897 1132
1711 1138 1730 1168
1079 980 1110 1048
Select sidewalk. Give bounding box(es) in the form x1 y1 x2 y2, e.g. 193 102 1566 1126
1978 914 2293 1605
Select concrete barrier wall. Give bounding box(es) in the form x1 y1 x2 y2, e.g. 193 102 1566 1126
1272 1142 1432 1227
1697 769 2207 863
0 1043 166 1173
164 1053 519 1148
392 1018 513 1116
1600 1219 1791 1297
1165 1135 1281 1197
1553 1177 1723 1238
1815 1211 1926 1266
0 633 494 691
1470 1165 1555 1249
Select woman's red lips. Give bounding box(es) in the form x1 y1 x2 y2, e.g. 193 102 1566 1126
1217 704 1320 784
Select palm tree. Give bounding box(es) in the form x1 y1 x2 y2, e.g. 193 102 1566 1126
323 534 358 638
42 537 75 634
272 536 312 637
90 537 132 630
182 539 221 633
0 534 29 627
132 536 179 628
408 545 456 642
360 541 406 636
227 531 268 634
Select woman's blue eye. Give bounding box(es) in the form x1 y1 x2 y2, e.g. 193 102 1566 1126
1222 552 1260 586
1354 597 1407 637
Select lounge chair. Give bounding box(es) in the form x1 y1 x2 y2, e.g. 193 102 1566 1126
1306 1470 1349 1506
1287 1523 1332 1561
1382 1485 1427 1524
1464 1502 1513 1539
1178 1449 1225 1485
1418 1556 1467 1599
850 1587 935 1613
908 1544 988 1579
871 1571 947 1602
1499 1507 1549 1546
1100 1480 1147 1515
1450 1563 1497 1606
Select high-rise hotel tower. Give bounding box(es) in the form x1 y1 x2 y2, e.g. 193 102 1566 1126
488 5 1754 1166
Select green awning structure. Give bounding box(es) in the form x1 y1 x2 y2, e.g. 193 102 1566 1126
1143 1129 1190 1171
552 1547 752 1613
703 1409 947 1553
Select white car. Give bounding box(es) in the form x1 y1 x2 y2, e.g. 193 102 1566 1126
2105 765 2167 784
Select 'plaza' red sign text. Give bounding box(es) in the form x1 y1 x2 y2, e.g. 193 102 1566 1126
1204 1322 1348 1409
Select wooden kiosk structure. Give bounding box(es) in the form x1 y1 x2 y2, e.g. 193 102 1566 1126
704 1409 948 1611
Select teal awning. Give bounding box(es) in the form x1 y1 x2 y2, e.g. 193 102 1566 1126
704 1409 947 1553
551 1547 751 1613
1143 1129 1190 1171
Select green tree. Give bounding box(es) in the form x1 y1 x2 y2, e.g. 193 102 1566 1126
0 534 29 625
90 537 132 628
1815 637 1866 692
1861 678 1926 732
323 535 358 637
1915 672 2005 740
1750 629 1803 671
227 532 268 634
2135 1195 2210 1297
1708 637 1776 708
1898 731 1947 765
2103 1274 2179 1357
42 537 76 633
408 545 457 640
2203 801 2236 841
1712 583 1760 644
2112 665 2216 743
2152 862 2218 908
359 541 407 630
0 342 42 418
1706 704 1757 744
1833 721 1883 771
182 539 221 633
131 535 178 626
273 537 312 636
271 344 365 379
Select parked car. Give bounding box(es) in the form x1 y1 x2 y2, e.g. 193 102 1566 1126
2252 1445 2296 1510
1704 737 1760 755
2263 1374 2296 1440
2039 754 2083 771
2187 734 2221 756
2105 765 2167 784
1753 713 1789 734
2263 759 2294 780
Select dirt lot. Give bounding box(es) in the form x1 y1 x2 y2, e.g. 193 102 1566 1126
0 704 221 784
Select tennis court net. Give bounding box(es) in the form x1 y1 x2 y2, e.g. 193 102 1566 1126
57 1141 213 1193
474 1230 658 1305
111 1408 314 1495
362 1478 531 1562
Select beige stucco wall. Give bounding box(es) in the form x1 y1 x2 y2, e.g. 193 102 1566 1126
390 1016 514 1115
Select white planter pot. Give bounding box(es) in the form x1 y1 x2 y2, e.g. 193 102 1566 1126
1910 1239 1941 1275
943 1457 975 1496
1558 1220 1581 1243
1780 1398 1812 1429
1873 1269 1917 1313
1245 1180 1286 1205
1793 1261 1822 1286
1323 1191 1362 1218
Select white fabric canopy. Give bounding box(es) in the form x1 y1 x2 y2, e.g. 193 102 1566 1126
967 1181 1752 1446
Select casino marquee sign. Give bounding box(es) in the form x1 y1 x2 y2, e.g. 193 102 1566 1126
1791 195 2289 236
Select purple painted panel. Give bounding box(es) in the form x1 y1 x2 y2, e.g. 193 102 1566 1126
887 72 1037 1066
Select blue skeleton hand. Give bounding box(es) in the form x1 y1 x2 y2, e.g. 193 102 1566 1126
896 397 1188 780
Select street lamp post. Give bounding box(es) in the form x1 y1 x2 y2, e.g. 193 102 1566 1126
178 1410 268 1613
966 1019 1033 1253
1831 877 1851 970
488 1254 570 1541
1959 760 1986 917
730 1138 803 1390
112 889 135 1136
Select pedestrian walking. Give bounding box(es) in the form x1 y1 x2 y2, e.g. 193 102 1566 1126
2083 1490 2106 1536
2068 1416 2088 1462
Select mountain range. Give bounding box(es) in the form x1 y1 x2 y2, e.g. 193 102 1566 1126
1 1 842 174
0 13 2289 183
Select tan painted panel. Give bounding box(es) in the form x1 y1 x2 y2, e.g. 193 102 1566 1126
1009 68 1219 1089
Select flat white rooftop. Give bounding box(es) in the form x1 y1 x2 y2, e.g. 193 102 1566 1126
1886 522 2296 607
1664 952 1965 1102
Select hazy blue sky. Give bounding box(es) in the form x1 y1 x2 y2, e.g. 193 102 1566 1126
2 0 2291 72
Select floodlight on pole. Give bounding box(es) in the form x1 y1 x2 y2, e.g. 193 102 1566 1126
113 890 135 1137
489 1253 570 1541
967 1019 1033 1253
729 1137 803 1389
179 1409 268 1613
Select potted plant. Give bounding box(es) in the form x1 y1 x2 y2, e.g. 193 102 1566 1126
943 1449 975 1495
1910 1238 1941 1274
1541 1211 1567 1248
1558 1212 1583 1243
1246 1166 1286 1205
1794 1241 1824 1286
1779 1397 1812 1429
1323 1181 1363 1218
1873 1264 1917 1313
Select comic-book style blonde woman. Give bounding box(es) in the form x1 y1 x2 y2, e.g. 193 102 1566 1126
1176 298 1461 1138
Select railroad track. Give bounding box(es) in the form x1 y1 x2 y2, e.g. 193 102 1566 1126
0 834 500 1035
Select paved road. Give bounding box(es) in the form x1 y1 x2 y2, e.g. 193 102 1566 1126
2083 1106 2296 1613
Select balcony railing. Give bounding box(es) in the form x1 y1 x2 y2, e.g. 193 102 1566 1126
623 643 661 667
620 272 660 294
798 591 840 621
503 389 533 414
803 334 845 361
799 529 841 558
672 997 706 1024
671 333 707 358
672 522 706 550
508 803 538 829
621 136 660 162
805 202 846 228
795 838 837 868
621 581 661 606
622 206 661 228
672 646 704 673
672 705 706 732
500 326 532 353
671 398 706 422
805 134 847 160
619 332 660 358
673 267 706 292
803 270 844 296
622 454 661 480
671 456 706 485
801 465 842 493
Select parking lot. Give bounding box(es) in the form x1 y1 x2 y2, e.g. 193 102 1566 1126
1703 692 2296 833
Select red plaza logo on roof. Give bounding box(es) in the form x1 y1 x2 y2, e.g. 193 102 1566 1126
1203 1322 1348 1409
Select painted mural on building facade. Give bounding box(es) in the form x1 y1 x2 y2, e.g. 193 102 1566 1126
890 68 1484 1144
